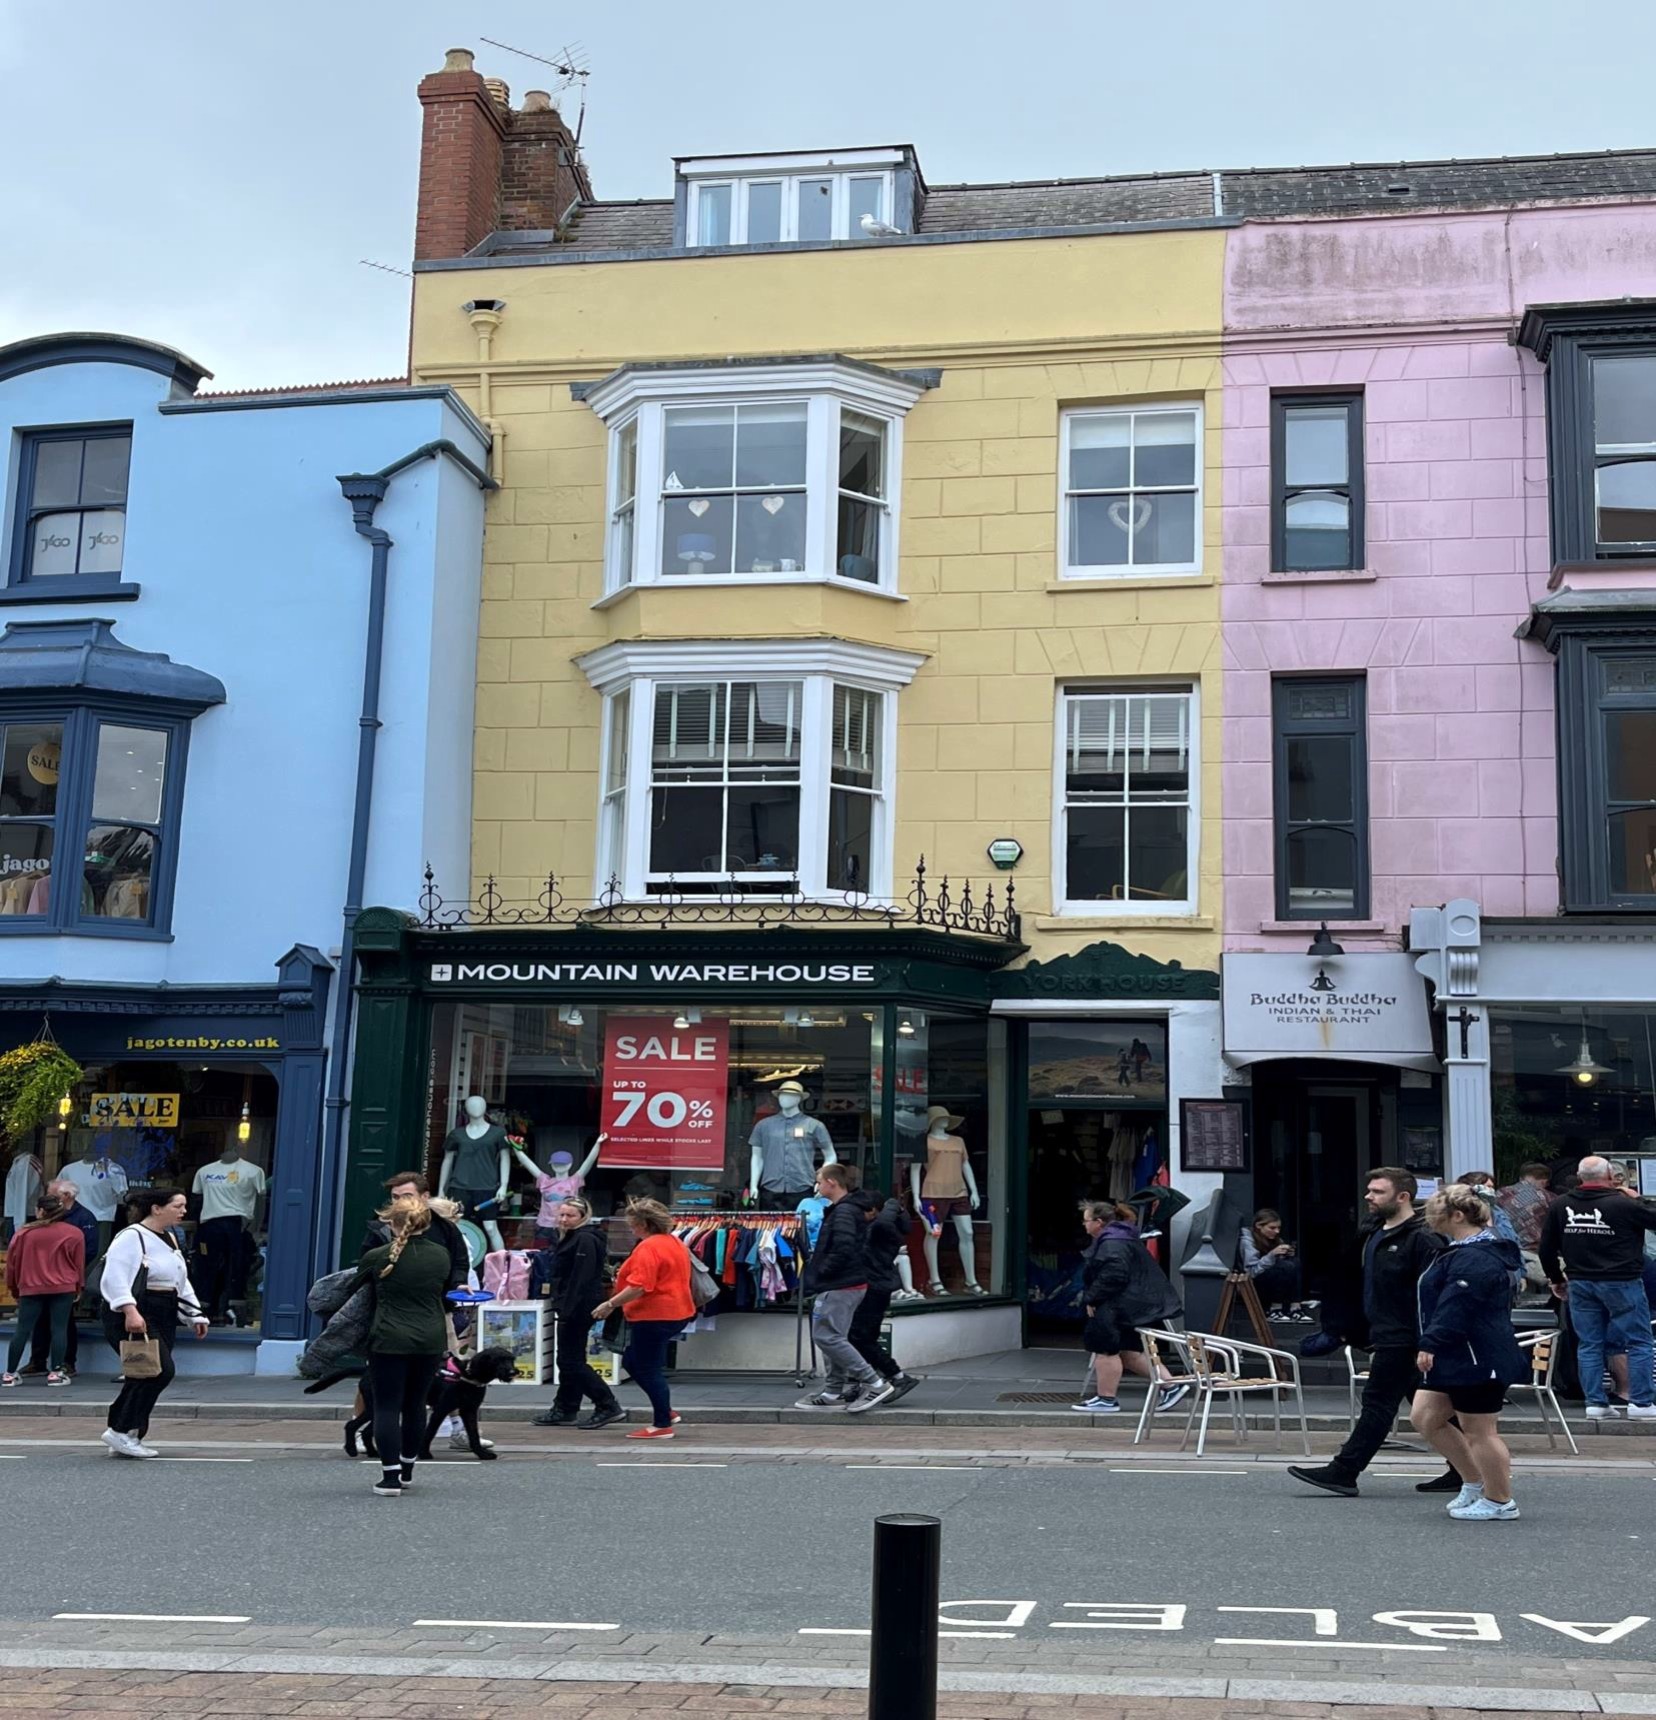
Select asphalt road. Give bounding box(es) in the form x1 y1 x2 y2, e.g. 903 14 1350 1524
4 1438 1654 1663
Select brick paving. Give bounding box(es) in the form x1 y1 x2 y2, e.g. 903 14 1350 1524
0 1668 1607 1717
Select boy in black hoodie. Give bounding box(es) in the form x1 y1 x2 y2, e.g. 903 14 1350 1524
846 1189 920 1404
1288 1166 1459 1498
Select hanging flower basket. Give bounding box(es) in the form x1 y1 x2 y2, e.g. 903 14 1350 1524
0 1042 83 1144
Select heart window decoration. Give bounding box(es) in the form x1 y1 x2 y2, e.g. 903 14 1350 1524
1107 498 1152 534
687 499 711 518
761 495 786 515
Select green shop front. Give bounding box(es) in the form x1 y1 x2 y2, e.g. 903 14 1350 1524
343 909 1028 1370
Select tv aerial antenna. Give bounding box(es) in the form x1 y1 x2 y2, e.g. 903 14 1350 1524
479 36 591 144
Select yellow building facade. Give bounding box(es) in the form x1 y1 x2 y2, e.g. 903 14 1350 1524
374 62 1237 1361
412 231 1226 967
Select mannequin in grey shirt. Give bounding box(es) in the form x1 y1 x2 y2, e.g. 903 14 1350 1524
749 1081 836 1201
439 1095 510 1251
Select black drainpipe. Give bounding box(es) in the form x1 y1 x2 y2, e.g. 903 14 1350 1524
315 440 495 1283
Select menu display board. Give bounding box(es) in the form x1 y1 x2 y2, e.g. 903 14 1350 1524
1179 1098 1249 1173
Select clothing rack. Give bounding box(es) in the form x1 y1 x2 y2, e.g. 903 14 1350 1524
668 1208 815 1386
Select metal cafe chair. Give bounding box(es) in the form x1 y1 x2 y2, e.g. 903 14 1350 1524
1510 1330 1579 1455
1134 1328 1311 1457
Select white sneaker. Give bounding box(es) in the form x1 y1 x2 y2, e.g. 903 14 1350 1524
1626 1403 1656 1420
1449 1495 1519 1521
1446 1482 1484 1513
794 1390 850 1409
1586 1404 1622 1419
130 1438 159 1458
100 1429 142 1459
846 1379 898 1414
447 1431 496 1449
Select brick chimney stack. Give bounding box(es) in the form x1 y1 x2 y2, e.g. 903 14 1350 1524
415 49 506 262
414 51 595 262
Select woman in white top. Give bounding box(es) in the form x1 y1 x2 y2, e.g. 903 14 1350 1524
98 1188 208 1458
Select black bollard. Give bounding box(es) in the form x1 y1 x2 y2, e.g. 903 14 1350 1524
868 1513 940 1720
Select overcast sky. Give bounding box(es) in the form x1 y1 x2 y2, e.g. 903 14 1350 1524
4 1 1654 389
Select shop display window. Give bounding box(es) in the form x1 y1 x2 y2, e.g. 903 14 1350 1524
1491 1007 1656 1187
425 1000 1008 1305
1 1061 277 1329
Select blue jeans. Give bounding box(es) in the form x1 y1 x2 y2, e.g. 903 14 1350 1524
621 1318 681 1428
1569 1279 1654 1407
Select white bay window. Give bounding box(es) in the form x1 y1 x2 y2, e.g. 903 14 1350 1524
579 639 922 901
576 358 934 596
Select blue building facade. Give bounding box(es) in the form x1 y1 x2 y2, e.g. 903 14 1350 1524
0 334 489 1373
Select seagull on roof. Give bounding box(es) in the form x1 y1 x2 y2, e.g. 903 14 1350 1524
859 213 902 237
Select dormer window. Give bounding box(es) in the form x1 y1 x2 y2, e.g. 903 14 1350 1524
679 149 909 248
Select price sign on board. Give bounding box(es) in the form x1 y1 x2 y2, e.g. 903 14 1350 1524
600 1015 729 1171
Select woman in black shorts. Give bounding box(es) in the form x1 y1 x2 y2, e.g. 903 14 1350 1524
1412 1184 1527 1521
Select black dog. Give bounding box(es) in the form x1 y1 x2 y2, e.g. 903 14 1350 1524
304 1347 519 1461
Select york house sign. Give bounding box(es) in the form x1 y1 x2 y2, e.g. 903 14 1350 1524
1222 952 1438 1072
428 960 882 986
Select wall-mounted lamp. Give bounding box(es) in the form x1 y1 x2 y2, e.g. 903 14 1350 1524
897 1016 916 1038
237 1101 252 1145
558 1005 584 1028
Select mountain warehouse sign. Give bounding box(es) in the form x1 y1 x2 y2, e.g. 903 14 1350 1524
429 960 881 987
1222 952 1438 1072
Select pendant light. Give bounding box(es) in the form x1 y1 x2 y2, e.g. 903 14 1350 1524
1555 1017 1613 1087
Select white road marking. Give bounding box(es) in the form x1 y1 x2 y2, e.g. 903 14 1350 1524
1215 1637 1445 1652
413 1618 618 1631
799 1628 870 1636
1108 1467 1248 1475
148 1457 254 1464
0 1454 23 1460
55 1612 252 1624
594 1461 727 1468
941 1630 1015 1639
845 1464 979 1471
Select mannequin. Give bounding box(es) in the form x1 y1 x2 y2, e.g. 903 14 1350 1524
439 1095 510 1252
60 1139 128 1254
4 1149 43 1242
511 1132 604 1241
911 1104 985 1295
191 1142 268 1324
748 1080 835 1206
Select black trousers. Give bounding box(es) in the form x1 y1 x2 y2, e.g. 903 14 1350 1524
193 1217 251 1318
26 1294 80 1371
553 1312 619 1414
848 1286 900 1381
103 1291 179 1440
367 1352 442 1468
1331 1343 1459 1482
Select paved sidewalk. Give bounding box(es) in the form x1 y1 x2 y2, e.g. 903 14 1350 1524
0 1656 1652 1717
0 1344 1640 1438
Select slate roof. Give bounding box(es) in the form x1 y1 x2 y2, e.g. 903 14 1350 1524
471 146 1656 261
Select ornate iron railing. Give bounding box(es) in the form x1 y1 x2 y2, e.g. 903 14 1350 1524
416 858 1021 941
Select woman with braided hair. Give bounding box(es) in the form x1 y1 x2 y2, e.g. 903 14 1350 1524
344 1193 451 1496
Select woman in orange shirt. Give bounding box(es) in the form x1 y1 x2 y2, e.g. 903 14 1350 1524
592 1198 693 1441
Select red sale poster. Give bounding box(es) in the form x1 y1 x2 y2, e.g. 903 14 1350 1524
600 1015 730 1171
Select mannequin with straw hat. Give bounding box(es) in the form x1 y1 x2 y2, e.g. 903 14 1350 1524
749 1079 836 1206
911 1104 985 1296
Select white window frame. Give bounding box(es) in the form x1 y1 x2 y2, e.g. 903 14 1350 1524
685 169 896 247
1052 682 1201 917
580 638 921 903
582 359 930 598
1059 403 1205 579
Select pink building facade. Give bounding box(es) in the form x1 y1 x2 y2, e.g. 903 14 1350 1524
1222 203 1656 954
1217 194 1656 1248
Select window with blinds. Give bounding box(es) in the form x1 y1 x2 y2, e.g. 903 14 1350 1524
1060 689 1195 909
647 681 805 889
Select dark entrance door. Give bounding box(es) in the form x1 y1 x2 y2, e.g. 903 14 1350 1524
1251 1060 1395 1301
